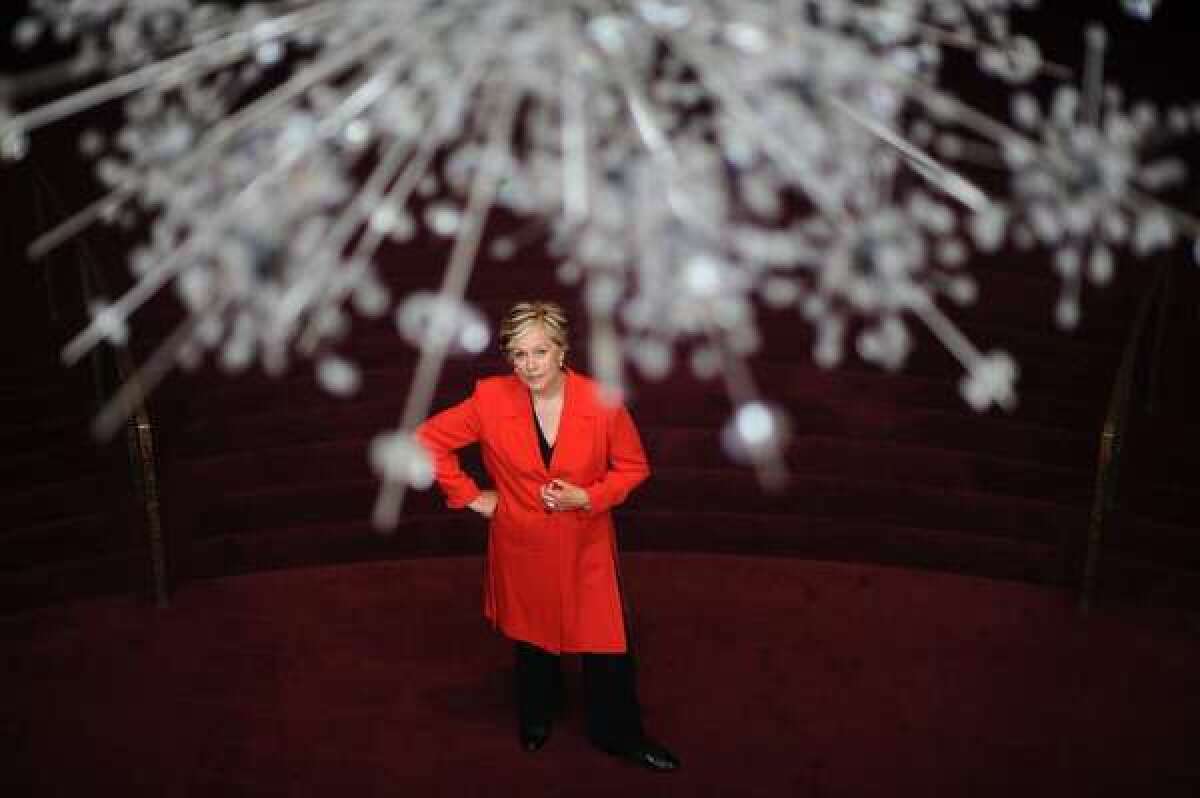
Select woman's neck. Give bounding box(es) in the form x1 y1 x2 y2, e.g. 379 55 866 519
530 370 566 401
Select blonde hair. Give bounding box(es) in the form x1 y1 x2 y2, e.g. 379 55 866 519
499 301 569 359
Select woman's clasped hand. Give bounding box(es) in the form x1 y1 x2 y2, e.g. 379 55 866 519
468 480 589 516
540 478 589 512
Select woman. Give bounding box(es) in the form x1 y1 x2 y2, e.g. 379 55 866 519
415 300 679 772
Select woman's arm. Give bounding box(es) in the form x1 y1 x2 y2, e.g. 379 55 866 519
415 385 486 510
580 404 651 515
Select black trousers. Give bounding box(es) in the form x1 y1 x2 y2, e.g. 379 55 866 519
514 641 644 752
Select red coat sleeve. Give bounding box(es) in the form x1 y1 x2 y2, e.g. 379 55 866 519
415 384 484 510
583 403 650 515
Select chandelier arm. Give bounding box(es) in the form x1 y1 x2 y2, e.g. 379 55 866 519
559 10 592 229
706 318 789 489
309 78 477 352
297 18 522 349
906 295 984 377
914 303 1015 414
893 71 1028 146
292 141 424 354
588 310 626 396
1 0 345 137
291 68 470 354
287 56 510 355
581 20 741 247
23 59 278 262
154 0 454 199
498 218 554 257
91 298 230 440
220 76 445 348
28 183 137 260
60 81 379 367
345 127 438 262
1082 26 1107 128
929 137 1010 170
345 9 516 270
61 234 196 365
913 22 1073 80
1059 248 1083 320
285 70 443 351
374 81 522 529
593 44 674 162
826 94 991 212
177 24 398 177
1122 188 1200 238
23 2 402 260
299 56 425 246
891 72 1109 200
663 31 845 221
628 158 661 297
710 328 760 410
0 50 106 106
67 5 465 365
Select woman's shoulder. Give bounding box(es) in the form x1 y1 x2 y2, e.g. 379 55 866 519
474 375 544 420
473 374 523 402
468 371 628 414
475 374 518 390
567 371 628 415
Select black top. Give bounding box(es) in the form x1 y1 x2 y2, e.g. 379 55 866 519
532 400 554 468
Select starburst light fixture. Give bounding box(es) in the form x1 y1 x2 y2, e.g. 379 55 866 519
2 0 1197 527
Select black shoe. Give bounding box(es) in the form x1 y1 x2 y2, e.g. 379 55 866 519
600 738 680 772
519 721 551 752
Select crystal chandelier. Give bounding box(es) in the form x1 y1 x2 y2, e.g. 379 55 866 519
2 0 1197 527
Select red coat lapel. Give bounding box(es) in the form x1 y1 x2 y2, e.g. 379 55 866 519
494 375 544 477
551 370 597 478
491 370 598 480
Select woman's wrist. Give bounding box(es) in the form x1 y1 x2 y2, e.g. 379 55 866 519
467 490 497 516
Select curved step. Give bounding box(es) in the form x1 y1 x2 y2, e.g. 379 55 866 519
0 512 126 572
177 510 1062 588
0 474 113 527
1109 515 1200 570
0 551 141 613
0 442 107 487
165 356 1101 439
179 466 1087 551
172 429 1092 506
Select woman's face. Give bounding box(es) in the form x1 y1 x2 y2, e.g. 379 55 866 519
509 323 564 393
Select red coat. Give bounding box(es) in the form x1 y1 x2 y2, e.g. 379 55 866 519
416 370 650 654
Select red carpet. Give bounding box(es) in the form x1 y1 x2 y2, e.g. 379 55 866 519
4 554 1198 797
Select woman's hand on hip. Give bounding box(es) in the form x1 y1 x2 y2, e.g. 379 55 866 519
468 490 498 519
542 479 591 512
